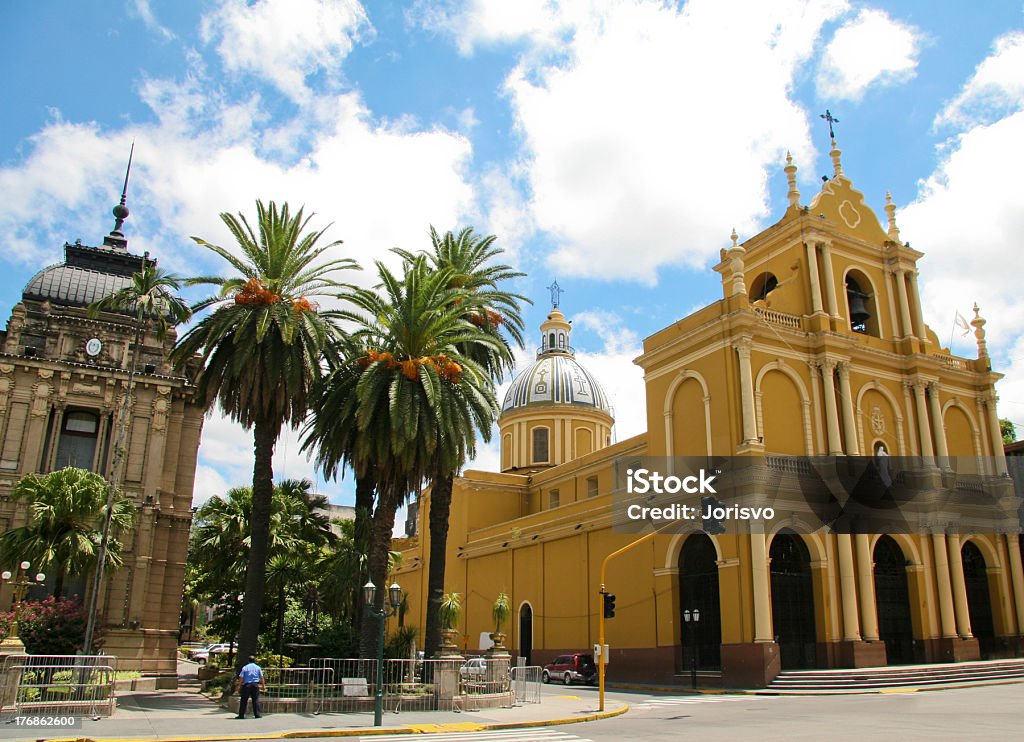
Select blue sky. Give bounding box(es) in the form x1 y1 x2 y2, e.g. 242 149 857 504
2 1 1023 509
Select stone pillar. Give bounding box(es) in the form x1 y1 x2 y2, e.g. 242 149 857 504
984 395 1009 476
913 382 935 459
734 339 759 446
1005 535 1024 637
805 242 824 314
894 269 914 339
837 534 861 641
855 533 880 641
947 534 973 639
909 271 928 343
931 533 958 639
819 241 839 317
820 360 843 455
928 383 949 467
837 362 860 455
750 528 773 643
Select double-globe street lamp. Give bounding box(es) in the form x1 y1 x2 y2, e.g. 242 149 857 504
1 561 47 651
363 580 401 727
682 608 701 689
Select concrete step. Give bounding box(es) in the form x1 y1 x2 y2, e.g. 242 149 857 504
766 659 1024 692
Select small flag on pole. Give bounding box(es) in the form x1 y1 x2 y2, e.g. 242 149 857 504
954 311 970 336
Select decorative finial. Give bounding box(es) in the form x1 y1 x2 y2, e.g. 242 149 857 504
829 139 843 178
971 303 988 359
784 150 800 208
546 280 564 309
104 141 134 250
730 228 739 247
884 191 900 241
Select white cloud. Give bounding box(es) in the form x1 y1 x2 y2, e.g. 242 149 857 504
132 0 175 40
412 0 568 56
491 0 846 283
899 31 1024 425
200 0 371 102
937 31 1024 128
817 8 921 101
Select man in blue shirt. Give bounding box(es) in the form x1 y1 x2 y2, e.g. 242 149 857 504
234 656 265 719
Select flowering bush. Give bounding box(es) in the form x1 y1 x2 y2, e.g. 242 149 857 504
0 596 93 654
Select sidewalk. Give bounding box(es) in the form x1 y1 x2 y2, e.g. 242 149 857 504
0 688 628 742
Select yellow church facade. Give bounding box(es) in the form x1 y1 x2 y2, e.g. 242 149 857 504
394 142 1022 687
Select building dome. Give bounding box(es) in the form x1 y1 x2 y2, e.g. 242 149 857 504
22 241 149 309
501 306 611 415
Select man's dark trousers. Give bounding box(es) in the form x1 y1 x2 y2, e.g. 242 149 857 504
239 683 261 718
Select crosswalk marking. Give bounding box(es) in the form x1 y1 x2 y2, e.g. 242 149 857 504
633 694 773 710
361 729 592 742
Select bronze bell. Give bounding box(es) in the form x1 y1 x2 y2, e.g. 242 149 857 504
848 290 871 328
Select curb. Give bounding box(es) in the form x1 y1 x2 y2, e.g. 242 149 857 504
609 676 1024 696
48 702 629 742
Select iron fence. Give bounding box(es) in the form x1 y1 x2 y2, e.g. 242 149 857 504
244 657 521 716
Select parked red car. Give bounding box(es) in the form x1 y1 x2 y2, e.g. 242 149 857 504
542 653 596 685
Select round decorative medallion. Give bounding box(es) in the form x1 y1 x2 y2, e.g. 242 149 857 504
85 337 103 357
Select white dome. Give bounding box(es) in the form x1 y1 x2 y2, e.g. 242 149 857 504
501 352 611 414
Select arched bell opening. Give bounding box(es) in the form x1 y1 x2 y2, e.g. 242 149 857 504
845 270 879 337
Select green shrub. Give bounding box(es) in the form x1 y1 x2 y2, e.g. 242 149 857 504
0 597 92 654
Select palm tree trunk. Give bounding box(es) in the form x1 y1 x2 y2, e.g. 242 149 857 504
423 472 454 658
53 566 65 599
359 488 399 659
353 472 374 637
236 416 280 668
275 584 285 655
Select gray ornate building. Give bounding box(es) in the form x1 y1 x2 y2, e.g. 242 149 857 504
0 196 203 683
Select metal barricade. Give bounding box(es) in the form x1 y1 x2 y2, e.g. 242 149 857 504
0 655 117 718
12 663 116 719
261 666 335 714
511 665 543 704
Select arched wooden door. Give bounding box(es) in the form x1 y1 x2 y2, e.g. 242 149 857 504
873 536 914 664
961 541 995 657
770 532 817 668
519 603 533 665
678 533 722 669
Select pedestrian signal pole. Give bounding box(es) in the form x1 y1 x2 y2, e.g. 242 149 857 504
598 521 675 712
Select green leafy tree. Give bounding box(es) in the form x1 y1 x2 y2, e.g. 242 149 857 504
398 226 527 657
172 200 358 666
1001 418 1017 445
188 479 335 653
303 255 501 658
0 467 135 597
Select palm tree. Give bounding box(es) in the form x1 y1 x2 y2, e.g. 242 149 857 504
0 467 135 597
398 227 527 658
83 260 191 650
303 255 501 658
171 200 359 664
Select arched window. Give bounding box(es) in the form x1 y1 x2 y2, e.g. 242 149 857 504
548 332 555 350
532 427 549 464
749 272 778 302
558 332 565 348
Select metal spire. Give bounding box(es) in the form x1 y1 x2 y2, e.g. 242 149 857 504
111 141 134 236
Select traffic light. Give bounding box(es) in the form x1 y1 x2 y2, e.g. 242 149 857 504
603 592 616 619
701 496 726 535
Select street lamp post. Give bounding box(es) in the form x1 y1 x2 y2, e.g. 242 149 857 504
1 561 47 651
363 580 401 727
682 608 700 690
